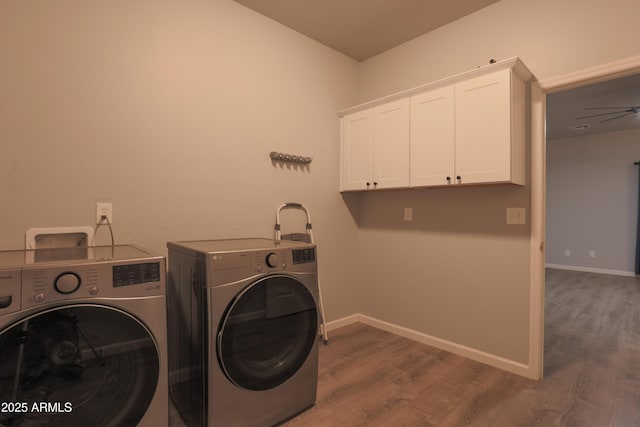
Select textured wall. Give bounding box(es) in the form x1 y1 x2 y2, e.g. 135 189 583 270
0 0 361 320
547 128 640 275
352 0 640 364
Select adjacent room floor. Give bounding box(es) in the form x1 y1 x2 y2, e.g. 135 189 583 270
172 269 640 426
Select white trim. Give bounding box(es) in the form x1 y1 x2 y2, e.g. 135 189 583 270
324 314 361 331
337 57 533 116
529 82 546 380
325 314 532 378
530 54 640 382
546 263 636 277
538 55 640 92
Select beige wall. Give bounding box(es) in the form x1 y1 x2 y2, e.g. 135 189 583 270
353 0 640 364
547 128 640 275
0 0 361 320
358 0 640 101
3 0 640 369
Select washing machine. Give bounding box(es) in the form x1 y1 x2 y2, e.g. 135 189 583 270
0 244 168 427
167 238 319 427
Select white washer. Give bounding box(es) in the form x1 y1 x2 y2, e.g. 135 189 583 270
0 244 168 427
167 238 319 427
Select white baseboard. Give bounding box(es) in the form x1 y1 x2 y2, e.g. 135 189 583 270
324 314 361 332
325 314 534 379
546 263 636 277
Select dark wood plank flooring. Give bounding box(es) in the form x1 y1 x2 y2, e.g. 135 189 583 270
171 269 640 426
284 269 640 426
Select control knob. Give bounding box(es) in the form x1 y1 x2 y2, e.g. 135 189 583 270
265 252 280 268
55 272 81 294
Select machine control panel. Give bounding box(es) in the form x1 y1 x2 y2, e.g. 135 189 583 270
292 248 315 265
204 241 317 280
252 247 316 274
21 259 165 308
113 262 162 287
265 252 281 268
194 239 317 285
54 272 82 294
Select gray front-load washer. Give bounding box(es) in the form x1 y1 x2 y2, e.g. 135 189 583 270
167 238 319 427
0 244 168 427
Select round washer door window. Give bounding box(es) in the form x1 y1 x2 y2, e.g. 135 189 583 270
0 305 159 426
218 275 318 391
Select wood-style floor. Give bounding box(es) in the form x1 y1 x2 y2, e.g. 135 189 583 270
172 269 640 426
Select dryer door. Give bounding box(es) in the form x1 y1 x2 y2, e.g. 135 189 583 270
0 305 159 426
217 275 318 391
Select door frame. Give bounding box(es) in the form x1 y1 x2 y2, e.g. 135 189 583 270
529 54 640 379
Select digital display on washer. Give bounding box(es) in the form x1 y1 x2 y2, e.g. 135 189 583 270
292 248 315 264
113 262 161 287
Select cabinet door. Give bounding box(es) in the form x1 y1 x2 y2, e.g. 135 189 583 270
373 98 410 189
410 86 455 187
455 69 511 184
340 109 374 191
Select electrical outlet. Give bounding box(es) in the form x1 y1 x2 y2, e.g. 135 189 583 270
506 207 526 225
96 203 113 225
589 250 595 258
404 207 413 222
564 249 571 257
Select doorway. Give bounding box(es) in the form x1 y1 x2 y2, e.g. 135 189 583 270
546 73 640 276
529 55 640 379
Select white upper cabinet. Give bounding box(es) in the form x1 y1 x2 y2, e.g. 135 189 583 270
340 98 410 191
453 69 525 186
340 109 374 191
411 69 525 187
373 99 410 189
339 57 531 192
410 86 455 187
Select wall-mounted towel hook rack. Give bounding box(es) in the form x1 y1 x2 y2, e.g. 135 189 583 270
270 151 312 164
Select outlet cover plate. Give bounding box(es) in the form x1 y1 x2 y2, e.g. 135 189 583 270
506 207 526 225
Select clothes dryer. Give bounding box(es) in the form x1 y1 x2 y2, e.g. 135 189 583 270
0 244 168 427
167 238 319 427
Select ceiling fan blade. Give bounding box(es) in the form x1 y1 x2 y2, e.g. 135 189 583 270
584 106 636 110
598 112 634 123
576 110 631 119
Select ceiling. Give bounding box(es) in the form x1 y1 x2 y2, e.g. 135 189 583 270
232 0 501 61
546 73 640 139
232 0 640 139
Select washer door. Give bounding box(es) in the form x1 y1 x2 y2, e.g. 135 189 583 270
217 275 318 391
0 305 159 426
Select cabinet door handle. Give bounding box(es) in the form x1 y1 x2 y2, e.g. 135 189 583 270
366 182 371 188
373 182 378 187
446 176 451 182
456 176 462 181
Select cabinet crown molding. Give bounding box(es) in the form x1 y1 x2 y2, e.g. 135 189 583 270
338 57 532 117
